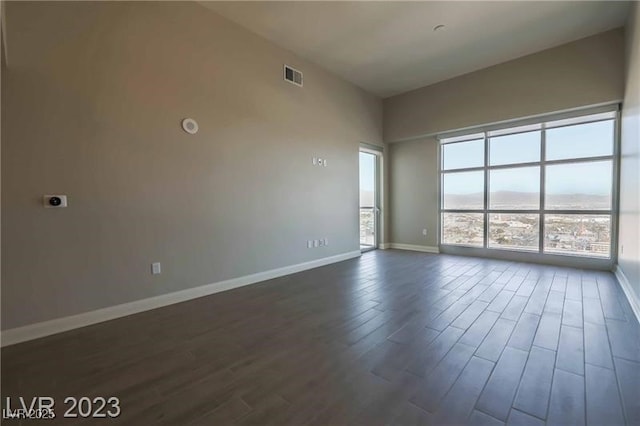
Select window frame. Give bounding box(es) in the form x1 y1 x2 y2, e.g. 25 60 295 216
437 106 620 269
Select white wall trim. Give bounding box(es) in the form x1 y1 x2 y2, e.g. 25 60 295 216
379 243 390 249
389 243 440 254
614 264 640 325
1 250 361 347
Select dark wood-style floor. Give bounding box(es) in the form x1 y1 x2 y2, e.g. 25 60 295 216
2 250 640 425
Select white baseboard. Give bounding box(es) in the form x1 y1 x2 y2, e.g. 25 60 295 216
614 264 640 325
1 250 361 347
389 243 440 254
379 243 390 249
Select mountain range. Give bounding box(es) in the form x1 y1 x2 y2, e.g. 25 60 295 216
446 191 610 209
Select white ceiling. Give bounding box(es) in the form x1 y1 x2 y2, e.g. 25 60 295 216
200 1 631 98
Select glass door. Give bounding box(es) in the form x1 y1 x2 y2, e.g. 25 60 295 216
360 151 379 251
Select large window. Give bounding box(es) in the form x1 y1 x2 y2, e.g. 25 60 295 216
439 110 617 259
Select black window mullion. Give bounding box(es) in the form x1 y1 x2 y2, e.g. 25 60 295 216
439 108 617 258
484 133 489 249
539 127 546 254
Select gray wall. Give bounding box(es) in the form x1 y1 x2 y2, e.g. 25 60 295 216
384 29 625 142
619 3 640 307
1 2 382 330
386 29 626 249
389 138 438 248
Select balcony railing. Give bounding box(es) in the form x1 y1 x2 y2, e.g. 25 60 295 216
360 207 375 247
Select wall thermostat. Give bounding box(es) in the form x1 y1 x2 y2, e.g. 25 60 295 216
44 195 68 208
181 118 198 135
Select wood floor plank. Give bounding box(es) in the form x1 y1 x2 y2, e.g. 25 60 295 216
502 296 529 321
583 297 605 325
585 363 625 426
524 280 552 316
533 312 562 351
496 271 516 285
513 346 556 419
387 312 442 345
565 276 583 302
427 299 471 331
410 342 476 412
452 300 490 330
562 299 583 328
475 347 529 421
460 310 501 348
432 356 494 425
405 326 465 377
1 250 637 425
584 322 614 369
547 369 585 426
479 284 505 303
390 402 433 425
190 395 252 425
469 410 506 426
504 275 526 293
479 271 503 286
235 394 291 425
606 318 640 362
507 313 541 352
613 356 640 425
543 290 565 315
596 278 627 321
550 276 567 293
507 409 546 426
459 284 491 305
556 325 584 375
515 279 537 298
487 290 516 314
476 318 517 362
371 339 429 382
581 280 600 300
351 372 423 425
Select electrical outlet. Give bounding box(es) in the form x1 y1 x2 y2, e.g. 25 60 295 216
422 228 428 236
312 157 327 167
308 238 328 248
151 262 161 275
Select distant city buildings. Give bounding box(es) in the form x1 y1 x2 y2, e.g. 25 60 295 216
443 211 610 257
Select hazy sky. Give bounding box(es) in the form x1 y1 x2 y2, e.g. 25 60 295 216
443 120 614 196
359 152 376 192
445 162 612 196
546 120 613 160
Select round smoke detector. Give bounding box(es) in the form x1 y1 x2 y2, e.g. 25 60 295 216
181 118 199 135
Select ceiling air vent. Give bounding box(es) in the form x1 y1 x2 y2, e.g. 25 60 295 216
284 65 303 87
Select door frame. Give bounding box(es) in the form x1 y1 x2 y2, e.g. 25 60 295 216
360 144 383 252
